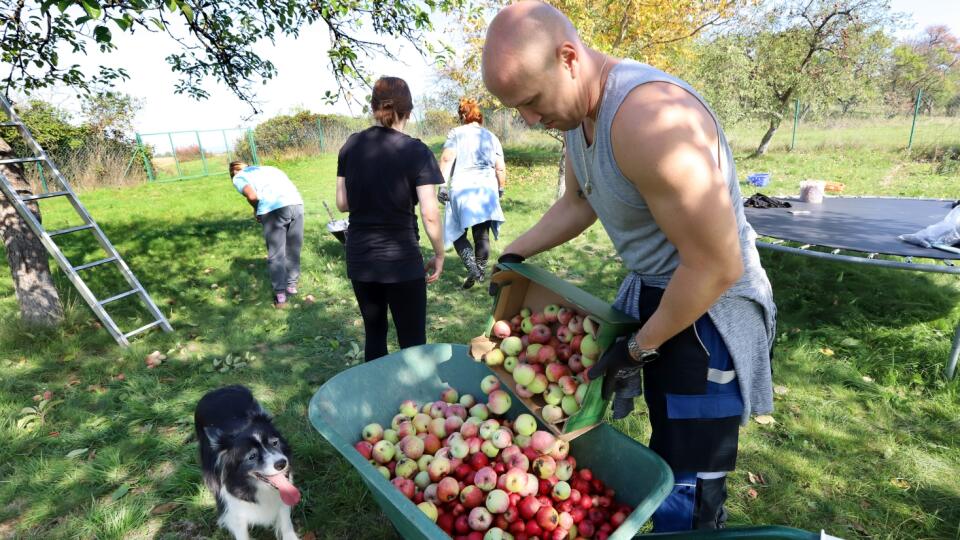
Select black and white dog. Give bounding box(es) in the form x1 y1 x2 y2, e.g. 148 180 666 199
195 385 300 540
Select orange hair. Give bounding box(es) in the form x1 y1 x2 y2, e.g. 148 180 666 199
458 98 483 124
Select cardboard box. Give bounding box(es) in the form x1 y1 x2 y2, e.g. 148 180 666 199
470 262 641 440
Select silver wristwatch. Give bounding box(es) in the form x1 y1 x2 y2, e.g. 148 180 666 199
627 332 659 365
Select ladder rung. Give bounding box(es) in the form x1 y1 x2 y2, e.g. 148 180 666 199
99 288 140 306
73 256 117 271
0 122 22 127
0 157 43 165
21 190 69 201
48 223 93 236
124 320 164 339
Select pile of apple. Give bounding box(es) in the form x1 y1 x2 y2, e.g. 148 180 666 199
354 382 632 540
484 305 601 425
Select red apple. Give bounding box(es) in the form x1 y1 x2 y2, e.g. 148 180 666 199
536 506 560 531
529 324 551 344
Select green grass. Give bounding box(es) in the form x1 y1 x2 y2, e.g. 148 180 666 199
0 132 958 539
727 116 960 154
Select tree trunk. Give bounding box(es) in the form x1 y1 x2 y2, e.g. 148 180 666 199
555 143 566 201
753 118 782 157
0 136 64 325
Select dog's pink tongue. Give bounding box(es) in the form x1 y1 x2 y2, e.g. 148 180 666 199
266 474 301 506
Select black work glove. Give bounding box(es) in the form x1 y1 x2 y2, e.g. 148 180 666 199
438 187 450 204
498 187 505 199
487 253 525 296
587 336 644 402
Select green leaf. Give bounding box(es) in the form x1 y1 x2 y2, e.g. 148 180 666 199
80 0 102 19
94 25 112 44
66 448 89 459
111 484 130 501
179 3 194 22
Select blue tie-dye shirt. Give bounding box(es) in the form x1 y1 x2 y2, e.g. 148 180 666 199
232 165 303 215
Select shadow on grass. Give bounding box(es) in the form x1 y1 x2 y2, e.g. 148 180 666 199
764 248 960 383
0 214 410 538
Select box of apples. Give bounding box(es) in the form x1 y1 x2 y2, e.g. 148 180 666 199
470 263 641 440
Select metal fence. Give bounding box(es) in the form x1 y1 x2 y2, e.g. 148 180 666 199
725 90 960 156
133 128 260 182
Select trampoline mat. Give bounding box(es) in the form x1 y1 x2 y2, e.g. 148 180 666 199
744 197 960 260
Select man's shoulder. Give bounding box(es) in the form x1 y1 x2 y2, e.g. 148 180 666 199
612 83 711 144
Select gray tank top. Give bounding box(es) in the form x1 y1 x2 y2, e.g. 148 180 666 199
567 59 746 276
565 60 777 421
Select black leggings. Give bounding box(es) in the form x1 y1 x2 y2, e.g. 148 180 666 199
351 278 427 361
453 221 491 260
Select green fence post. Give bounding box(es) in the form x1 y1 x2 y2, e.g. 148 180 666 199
247 129 260 165
316 119 325 153
195 130 209 176
907 88 923 151
790 98 800 151
167 132 183 179
35 161 49 193
136 133 155 181
222 130 231 161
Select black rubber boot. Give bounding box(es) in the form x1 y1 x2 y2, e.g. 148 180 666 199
693 476 729 529
459 247 481 289
475 257 488 283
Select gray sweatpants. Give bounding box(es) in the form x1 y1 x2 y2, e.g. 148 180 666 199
261 204 303 292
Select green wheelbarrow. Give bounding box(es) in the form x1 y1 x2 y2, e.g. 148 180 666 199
308 344 819 540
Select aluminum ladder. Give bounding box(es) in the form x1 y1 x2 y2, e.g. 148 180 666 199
0 95 172 345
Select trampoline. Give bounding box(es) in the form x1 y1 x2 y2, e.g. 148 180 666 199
745 196 960 379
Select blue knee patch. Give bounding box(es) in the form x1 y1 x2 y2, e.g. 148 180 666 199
652 472 697 532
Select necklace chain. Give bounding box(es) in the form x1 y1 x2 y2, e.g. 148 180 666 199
580 55 610 196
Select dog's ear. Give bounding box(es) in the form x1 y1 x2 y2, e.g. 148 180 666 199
247 402 272 421
204 426 225 450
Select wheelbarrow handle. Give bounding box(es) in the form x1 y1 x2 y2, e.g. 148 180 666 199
322 201 337 221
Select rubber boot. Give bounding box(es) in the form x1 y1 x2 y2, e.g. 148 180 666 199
459 247 481 289
693 476 729 529
475 256 488 283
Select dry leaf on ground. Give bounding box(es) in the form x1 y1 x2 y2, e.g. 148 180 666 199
890 478 911 489
150 502 179 515
754 415 776 425
747 471 767 485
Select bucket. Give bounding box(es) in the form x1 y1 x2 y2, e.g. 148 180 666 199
799 180 826 204
748 173 772 187
326 218 349 244
323 201 349 244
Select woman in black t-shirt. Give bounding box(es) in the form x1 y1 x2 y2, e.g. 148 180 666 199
336 76 445 361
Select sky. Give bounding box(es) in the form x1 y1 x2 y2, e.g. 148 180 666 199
19 0 960 134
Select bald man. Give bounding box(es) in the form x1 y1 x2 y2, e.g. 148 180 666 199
483 2 776 531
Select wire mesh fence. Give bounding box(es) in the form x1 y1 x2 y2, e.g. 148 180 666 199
135 128 255 182
725 94 960 156
5 97 955 193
